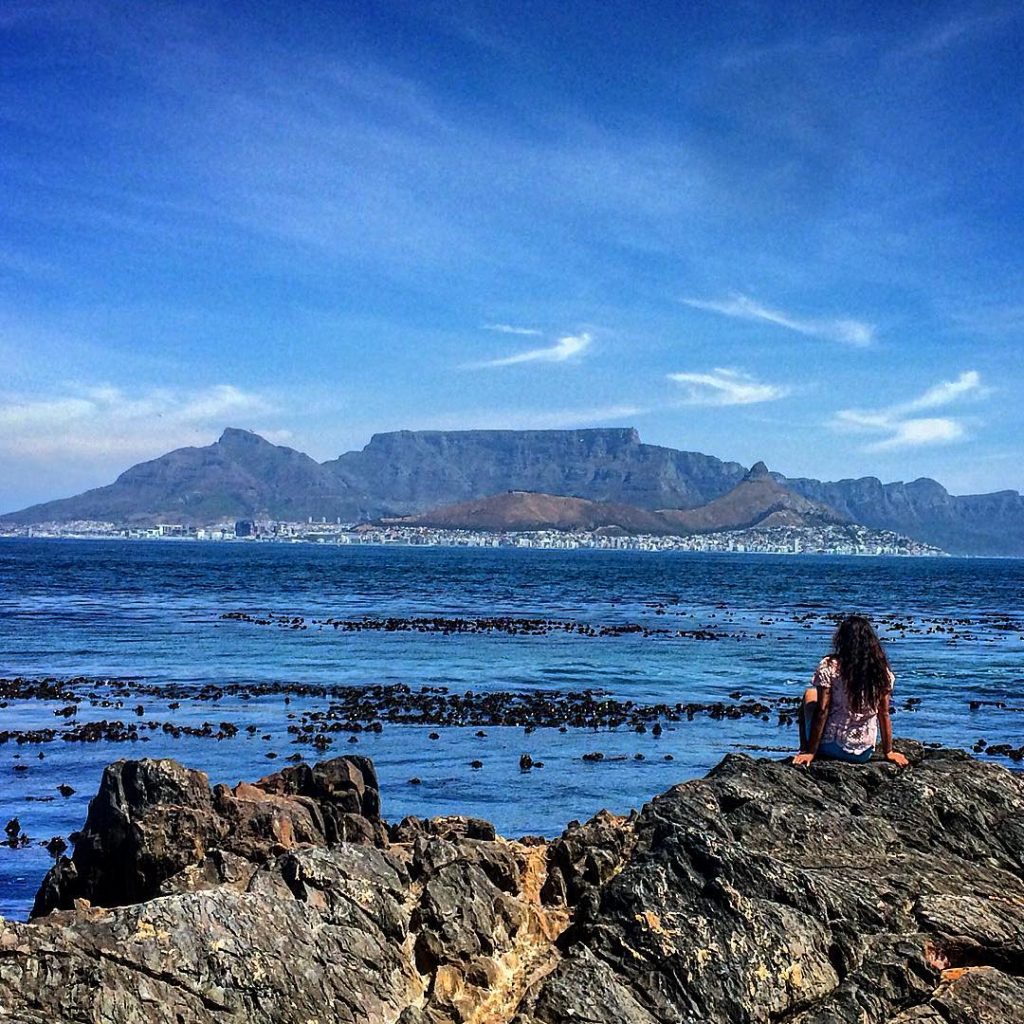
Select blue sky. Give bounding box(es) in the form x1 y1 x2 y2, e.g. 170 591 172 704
2 0 1023 510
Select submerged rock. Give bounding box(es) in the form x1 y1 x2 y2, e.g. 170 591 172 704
1 744 1022 1023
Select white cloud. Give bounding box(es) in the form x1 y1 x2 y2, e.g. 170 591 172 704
831 370 985 451
667 368 788 406
0 383 275 460
470 331 592 369
683 294 874 347
483 323 543 336
868 418 965 451
897 370 986 413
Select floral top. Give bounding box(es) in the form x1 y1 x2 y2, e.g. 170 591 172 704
812 656 895 755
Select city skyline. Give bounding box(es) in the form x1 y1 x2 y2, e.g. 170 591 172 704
2 1 1023 510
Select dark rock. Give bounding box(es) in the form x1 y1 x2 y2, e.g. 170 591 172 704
521 743 1024 1024
31 755 384 916
4 747 1023 1023
43 836 67 858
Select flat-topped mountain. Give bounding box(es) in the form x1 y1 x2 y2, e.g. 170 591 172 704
3 427 1023 554
0 428 747 527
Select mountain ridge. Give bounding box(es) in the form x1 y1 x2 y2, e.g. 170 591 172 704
3 427 1023 554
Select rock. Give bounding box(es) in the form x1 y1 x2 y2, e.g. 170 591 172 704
4 746 1023 1023
31 755 385 916
519 743 1024 1024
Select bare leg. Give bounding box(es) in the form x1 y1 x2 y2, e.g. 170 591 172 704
798 686 817 753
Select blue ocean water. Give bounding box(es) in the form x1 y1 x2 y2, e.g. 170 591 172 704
1 538 1021 920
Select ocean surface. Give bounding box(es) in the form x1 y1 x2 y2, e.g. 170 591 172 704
1 538 1022 920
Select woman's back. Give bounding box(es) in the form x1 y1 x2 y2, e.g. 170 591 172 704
812 655 895 756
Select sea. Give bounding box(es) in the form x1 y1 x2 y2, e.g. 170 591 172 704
1 538 1022 920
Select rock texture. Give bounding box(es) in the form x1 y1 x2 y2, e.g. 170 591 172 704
32 754 385 916
2 746 1023 1023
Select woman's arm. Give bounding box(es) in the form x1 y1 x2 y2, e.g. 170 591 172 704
877 691 908 766
794 687 831 765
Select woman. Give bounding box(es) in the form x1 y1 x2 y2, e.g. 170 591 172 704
795 613 908 767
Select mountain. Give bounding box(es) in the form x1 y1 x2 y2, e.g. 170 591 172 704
386 466 846 536
380 491 673 534
2 427 1023 554
2 428 353 526
784 475 1024 557
323 427 747 516
656 462 847 533
1 428 747 526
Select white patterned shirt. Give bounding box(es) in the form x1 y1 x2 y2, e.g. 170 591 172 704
813 656 895 755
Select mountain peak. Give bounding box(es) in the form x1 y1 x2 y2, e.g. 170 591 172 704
218 428 270 447
744 461 772 482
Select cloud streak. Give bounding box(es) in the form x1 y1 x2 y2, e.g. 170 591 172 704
683 294 874 347
471 331 592 368
0 383 278 459
830 370 987 451
667 367 788 406
483 323 543 336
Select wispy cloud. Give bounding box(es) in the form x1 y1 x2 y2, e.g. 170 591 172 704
470 331 592 369
831 370 987 451
683 294 874 347
667 367 788 406
483 323 543 336
411 403 645 431
902 9 1020 57
0 383 277 459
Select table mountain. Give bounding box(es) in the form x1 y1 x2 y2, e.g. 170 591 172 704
2 427 1023 554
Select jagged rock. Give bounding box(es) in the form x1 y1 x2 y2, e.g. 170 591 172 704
540 808 635 906
3 745 1022 1023
517 743 1024 1024
31 755 384 916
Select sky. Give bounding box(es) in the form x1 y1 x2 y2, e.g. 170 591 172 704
2 0 1023 511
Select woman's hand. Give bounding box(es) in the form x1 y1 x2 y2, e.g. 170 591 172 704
793 752 815 767
885 750 909 767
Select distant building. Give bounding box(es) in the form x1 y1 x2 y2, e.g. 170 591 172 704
234 520 254 538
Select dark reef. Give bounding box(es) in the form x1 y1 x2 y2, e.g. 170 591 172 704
2 743 1023 1022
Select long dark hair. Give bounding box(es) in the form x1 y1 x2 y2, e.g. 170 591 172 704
831 614 890 712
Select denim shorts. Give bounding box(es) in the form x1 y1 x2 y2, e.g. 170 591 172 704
816 739 873 763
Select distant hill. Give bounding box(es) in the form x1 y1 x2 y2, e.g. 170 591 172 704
381 491 672 534
657 462 847 533
382 466 848 536
3 427 1023 554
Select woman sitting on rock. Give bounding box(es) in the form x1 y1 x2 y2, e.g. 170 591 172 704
795 613 908 767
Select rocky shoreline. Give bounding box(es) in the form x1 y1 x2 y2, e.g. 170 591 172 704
2 743 1023 1022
